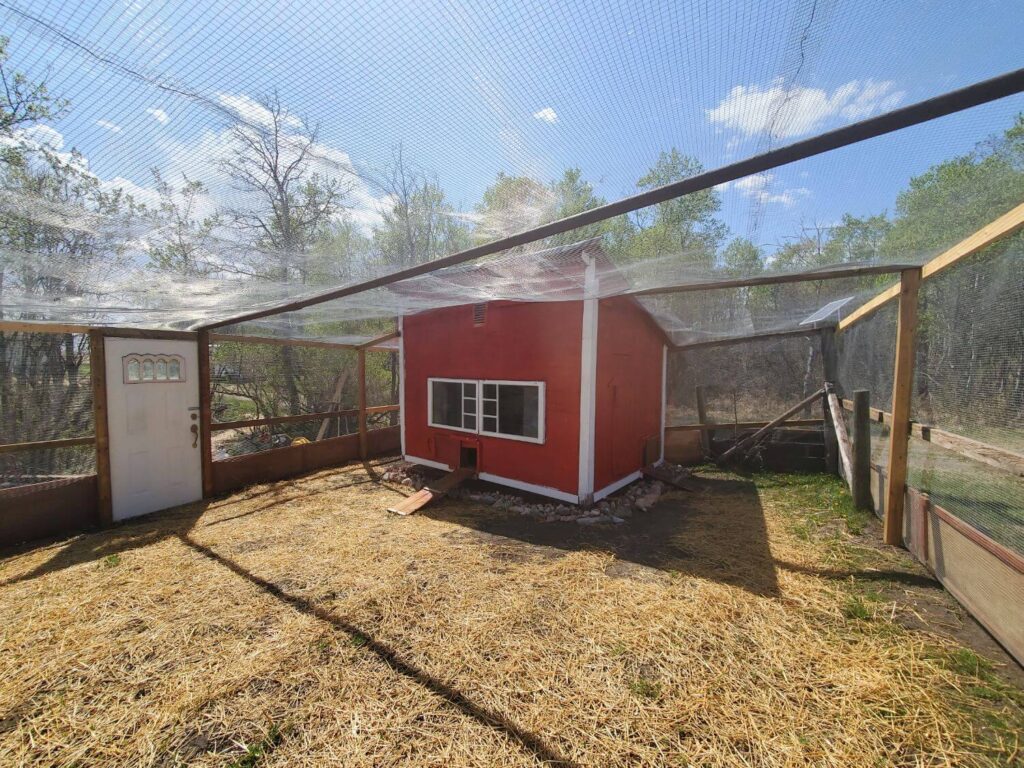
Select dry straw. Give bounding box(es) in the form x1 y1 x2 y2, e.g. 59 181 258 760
0 461 1020 766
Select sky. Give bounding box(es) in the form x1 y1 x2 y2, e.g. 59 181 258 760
2 0 1023 259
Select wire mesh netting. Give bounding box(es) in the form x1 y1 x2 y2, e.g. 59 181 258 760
907 237 1024 554
0 331 95 486
0 1 1020 342
667 333 823 426
209 339 398 458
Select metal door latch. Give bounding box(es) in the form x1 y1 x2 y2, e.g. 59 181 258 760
191 423 199 448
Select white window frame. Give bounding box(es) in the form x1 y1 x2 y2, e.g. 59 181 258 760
427 377 479 434
426 377 546 444
478 379 545 444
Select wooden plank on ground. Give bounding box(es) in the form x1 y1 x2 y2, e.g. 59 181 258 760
388 467 472 516
825 383 854 487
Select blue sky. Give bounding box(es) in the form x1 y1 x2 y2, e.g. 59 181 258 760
3 0 1023 256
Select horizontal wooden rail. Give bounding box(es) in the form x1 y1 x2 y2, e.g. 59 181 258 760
210 332 399 351
0 435 96 454
212 404 399 432
666 418 823 432
840 398 1024 477
0 321 197 340
837 202 1024 332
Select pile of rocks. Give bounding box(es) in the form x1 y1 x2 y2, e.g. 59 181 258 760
452 477 668 525
381 460 691 525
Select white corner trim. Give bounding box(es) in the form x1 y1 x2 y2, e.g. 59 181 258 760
398 316 406 456
577 252 599 506
593 470 643 502
477 471 579 504
404 454 450 472
660 343 667 464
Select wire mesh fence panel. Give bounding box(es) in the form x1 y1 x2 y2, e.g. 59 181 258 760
365 349 400 430
0 332 95 487
835 301 898 471
667 333 824 427
908 238 1024 554
209 340 364 458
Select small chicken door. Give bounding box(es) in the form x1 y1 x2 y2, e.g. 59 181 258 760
104 337 203 521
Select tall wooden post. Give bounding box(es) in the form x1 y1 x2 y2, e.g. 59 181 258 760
198 330 214 498
820 328 839 475
851 390 872 511
695 385 710 455
90 330 113 526
884 268 921 545
357 348 367 459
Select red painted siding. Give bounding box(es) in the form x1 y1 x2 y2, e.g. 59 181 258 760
593 297 664 491
403 300 583 496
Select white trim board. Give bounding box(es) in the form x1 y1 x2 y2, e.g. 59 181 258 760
404 454 450 472
398 316 406 456
478 471 579 504
660 343 667 464
593 470 643 503
577 251 599 506
405 454 580 504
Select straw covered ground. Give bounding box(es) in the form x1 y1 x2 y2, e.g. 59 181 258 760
1 461 1022 767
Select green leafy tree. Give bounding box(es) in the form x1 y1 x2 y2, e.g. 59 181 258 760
146 169 221 276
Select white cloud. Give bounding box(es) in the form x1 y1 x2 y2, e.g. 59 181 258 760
145 107 169 125
532 107 558 124
217 93 304 130
707 79 905 139
96 119 123 133
719 172 810 207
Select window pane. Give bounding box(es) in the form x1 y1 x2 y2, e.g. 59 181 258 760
156 360 168 380
168 359 181 380
464 415 476 430
431 381 464 428
463 397 477 415
497 384 539 438
483 383 496 399
483 399 496 416
483 416 497 432
142 360 154 380
126 359 140 382
463 382 476 398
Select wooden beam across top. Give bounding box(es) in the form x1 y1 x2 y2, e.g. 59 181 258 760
208 332 359 350
357 330 401 350
673 325 825 351
837 202 1024 332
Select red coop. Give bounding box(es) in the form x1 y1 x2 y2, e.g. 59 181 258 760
399 241 669 506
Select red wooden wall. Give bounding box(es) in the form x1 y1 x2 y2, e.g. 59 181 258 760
593 297 665 491
403 300 583 496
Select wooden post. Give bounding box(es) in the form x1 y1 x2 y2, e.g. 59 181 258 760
198 330 214 498
884 268 921 546
851 390 872 511
695 385 710 456
820 328 839 475
89 330 112 526
357 348 367 459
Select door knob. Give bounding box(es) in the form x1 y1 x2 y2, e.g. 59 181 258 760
191 423 199 448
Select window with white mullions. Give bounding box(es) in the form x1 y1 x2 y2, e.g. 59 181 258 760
428 378 478 432
479 381 544 443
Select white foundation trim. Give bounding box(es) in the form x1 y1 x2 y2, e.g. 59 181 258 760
404 454 450 472
593 470 643 503
660 343 667 464
398 316 406 456
577 253 599 506
478 471 579 504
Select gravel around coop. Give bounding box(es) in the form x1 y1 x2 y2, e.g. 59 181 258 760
0 460 1022 767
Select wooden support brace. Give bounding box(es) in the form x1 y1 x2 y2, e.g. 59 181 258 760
825 383 854 487
357 348 367 459
89 330 113 526
884 268 921 546
716 388 825 464
198 330 215 498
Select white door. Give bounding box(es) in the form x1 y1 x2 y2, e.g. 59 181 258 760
105 337 203 521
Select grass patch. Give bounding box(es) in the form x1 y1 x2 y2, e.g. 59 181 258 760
100 554 121 568
628 678 661 700
227 724 284 768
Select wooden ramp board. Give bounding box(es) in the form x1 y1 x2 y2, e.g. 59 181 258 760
387 467 473 516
